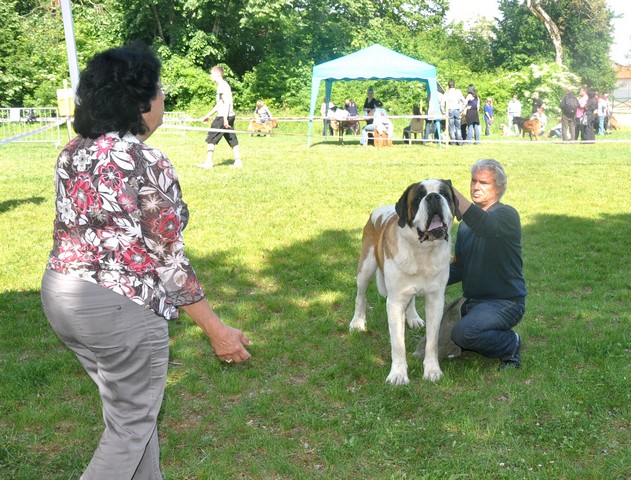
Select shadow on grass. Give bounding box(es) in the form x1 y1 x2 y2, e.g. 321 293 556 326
0 196 45 214
3 211 630 380
2 213 630 478
523 212 631 298
186 228 369 367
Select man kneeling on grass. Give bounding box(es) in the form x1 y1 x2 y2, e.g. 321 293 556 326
448 159 527 370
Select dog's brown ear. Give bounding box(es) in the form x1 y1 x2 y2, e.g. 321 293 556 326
445 179 463 221
395 184 414 228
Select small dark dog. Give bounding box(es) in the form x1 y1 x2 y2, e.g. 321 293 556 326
511 116 526 134
521 118 541 141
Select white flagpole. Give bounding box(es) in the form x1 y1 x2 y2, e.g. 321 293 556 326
60 0 80 92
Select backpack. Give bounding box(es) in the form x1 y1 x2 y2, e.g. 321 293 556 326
562 95 579 117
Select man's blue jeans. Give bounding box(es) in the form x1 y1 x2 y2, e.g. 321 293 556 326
598 116 605 135
448 109 462 144
451 298 525 361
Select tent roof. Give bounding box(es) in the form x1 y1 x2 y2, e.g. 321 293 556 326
312 44 436 82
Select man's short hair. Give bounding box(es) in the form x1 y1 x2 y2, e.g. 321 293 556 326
472 159 508 197
211 65 224 77
448 81 455 88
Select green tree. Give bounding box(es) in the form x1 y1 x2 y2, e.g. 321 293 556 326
0 1 123 107
492 0 616 92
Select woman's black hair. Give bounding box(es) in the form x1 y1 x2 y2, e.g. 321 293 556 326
73 42 161 138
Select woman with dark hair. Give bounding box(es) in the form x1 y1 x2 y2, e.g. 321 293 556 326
40 43 251 479
465 84 480 144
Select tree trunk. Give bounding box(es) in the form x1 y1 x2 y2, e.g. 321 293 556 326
150 3 166 44
526 0 563 65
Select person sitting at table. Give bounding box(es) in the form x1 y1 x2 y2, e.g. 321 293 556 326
403 105 423 142
360 101 391 145
345 99 359 116
344 99 360 134
330 106 351 141
424 92 444 144
320 100 335 136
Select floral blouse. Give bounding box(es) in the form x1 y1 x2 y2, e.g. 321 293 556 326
46 131 205 319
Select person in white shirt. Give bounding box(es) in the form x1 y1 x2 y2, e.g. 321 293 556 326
441 80 465 145
360 101 392 145
507 94 522 136
198 66 242 169
532 106 547 136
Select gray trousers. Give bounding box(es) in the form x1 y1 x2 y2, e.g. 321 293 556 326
41 270 169 480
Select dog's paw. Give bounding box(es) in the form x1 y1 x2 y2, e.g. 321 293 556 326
422 367 443 382
386 370 410 386
349 316 367 332
406 315 425 329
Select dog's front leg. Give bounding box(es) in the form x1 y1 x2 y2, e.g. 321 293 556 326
422 292 444 381
386 295 410 385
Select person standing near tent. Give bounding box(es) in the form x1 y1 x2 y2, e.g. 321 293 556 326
465 85 481 144
198 66 242 169
363 87 378 124
442 80 465 145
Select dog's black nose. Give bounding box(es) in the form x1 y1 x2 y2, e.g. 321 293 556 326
425 192 442 206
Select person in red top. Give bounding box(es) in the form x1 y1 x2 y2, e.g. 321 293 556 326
40 43 251 480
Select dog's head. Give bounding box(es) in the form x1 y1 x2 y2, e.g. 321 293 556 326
395 179 460 243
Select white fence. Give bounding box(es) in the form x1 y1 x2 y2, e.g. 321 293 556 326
0 108 63 147
159 111 197 136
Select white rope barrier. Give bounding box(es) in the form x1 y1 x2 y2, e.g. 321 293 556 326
160 115 630 146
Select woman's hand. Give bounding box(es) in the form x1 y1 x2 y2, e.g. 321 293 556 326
209 324 252 363
182 298 251 364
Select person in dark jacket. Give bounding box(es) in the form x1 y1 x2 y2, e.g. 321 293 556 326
448 159 527 369
559 87 578 142
583 89 598 143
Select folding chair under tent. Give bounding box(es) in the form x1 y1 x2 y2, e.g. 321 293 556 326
307 44 442 147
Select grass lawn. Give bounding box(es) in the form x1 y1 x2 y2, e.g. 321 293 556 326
1 122 630 479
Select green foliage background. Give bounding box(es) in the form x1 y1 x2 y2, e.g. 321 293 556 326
0 0 619 116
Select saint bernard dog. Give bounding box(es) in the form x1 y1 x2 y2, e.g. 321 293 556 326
349 179 461 385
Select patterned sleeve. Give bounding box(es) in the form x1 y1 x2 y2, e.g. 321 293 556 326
136 144 205 315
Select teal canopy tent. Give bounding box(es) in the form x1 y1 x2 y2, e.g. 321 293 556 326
307 44 441 146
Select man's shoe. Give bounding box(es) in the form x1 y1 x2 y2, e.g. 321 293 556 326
231 160 243 168
197 162 213 169
500 332 521 370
